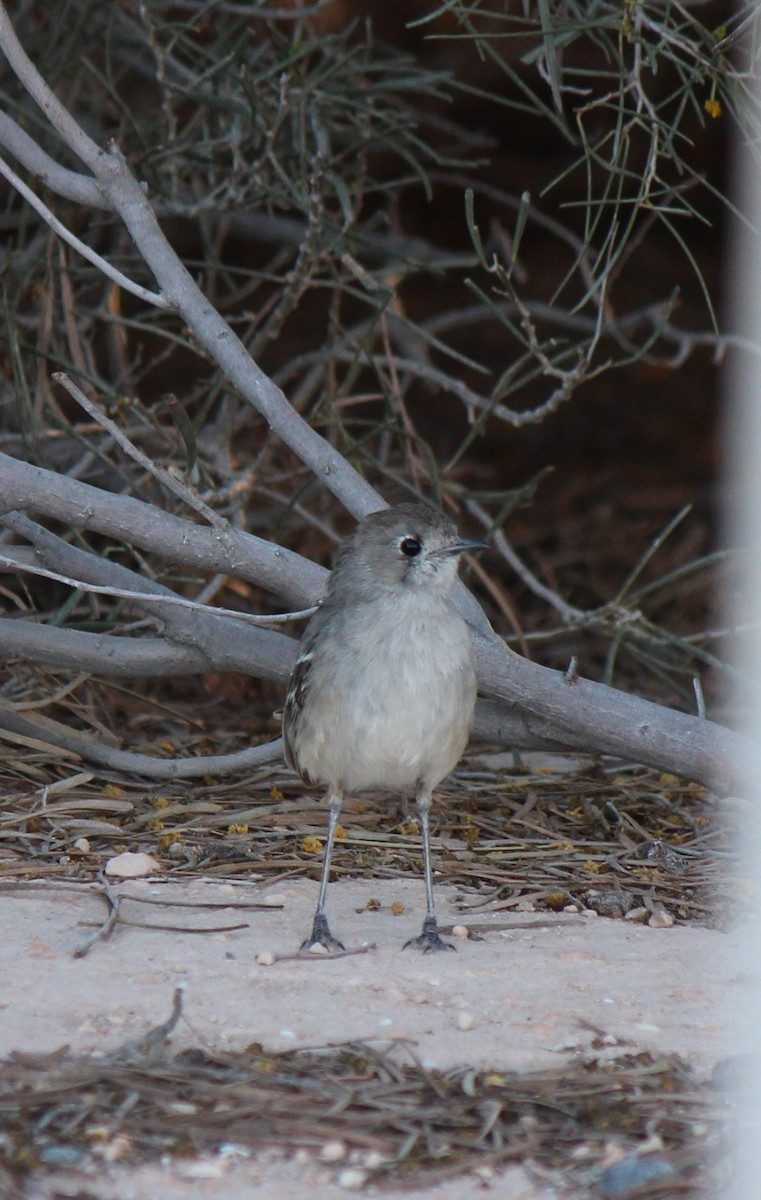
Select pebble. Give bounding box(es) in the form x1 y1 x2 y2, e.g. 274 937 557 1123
597 1153 675 1197
257 950 276 966
452 924 469 938
72 837 91 854
647 908 674 928
319 1140 347 1163
337 1167 368 1190
457 1011 475 1031
624 907 649 923
104 851 160 878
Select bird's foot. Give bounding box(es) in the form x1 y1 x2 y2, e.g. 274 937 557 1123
299 912 345 954
403 915 455 953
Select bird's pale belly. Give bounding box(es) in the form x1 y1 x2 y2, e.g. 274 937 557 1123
297 640 475 793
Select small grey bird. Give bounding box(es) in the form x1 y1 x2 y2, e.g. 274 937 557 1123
282 502 485 953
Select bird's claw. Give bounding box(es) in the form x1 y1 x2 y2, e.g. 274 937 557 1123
300 912 345 954
403 915 455 953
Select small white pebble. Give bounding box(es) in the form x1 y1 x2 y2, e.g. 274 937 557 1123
100 1135 132 1162
473 1164 495 1180
624 907 649 923
180 1159 226 1180
257 950 276 967
452 924 469 938
363 1151 385 1169
105 851 160 878
338 1167 368 1190
319 1140 347 1163
563 903 579 913
279 1029 296 1040
457 1012 475 1031
259 894 283 907
648 909 674 928
73 837 91 854
581 908 599 918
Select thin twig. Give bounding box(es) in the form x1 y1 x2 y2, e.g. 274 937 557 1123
53 372 225 528
0 153 167 307
73 872 120 957
0 548 317 627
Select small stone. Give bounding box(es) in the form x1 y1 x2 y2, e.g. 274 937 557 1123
473 1164 495 1180
73 837 91 854
100 1135 132 1162
648 908 674 929
624 907 649 923
458 1011 475 1031
581 907 599 917
257 950 276 966
563 903 579 913
181 1159 226 1180
452 924 469 938
337 1167 368 1190
319 1140 347 1163
104 851 160 878
597 1153 675 1197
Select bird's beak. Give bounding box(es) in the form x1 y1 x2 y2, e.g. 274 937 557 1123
434 537 488 558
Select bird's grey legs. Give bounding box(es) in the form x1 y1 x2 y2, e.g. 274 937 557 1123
300 787 346 952
403 789 455 953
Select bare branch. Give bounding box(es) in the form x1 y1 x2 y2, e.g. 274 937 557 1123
0 111 106 206
0 704 283 779
0 2 380 519
54 372 226 528
0 152 167 307
0 547 317 627
0 450 328 608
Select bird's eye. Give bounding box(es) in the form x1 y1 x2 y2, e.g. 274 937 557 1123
399 536 422 558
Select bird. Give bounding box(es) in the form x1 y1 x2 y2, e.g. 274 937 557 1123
282 501 485 953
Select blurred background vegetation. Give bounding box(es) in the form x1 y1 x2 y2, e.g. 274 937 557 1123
0 0 758 740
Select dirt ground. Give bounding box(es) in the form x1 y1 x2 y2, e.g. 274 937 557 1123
0 868 741 1199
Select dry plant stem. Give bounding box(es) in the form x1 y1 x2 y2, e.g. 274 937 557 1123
0 546 317 628
53 372 224 527
0 4 379 519
0 705 285 778
0 152 166 307
0 451 328 609
73 873 119 958
1 511 294 681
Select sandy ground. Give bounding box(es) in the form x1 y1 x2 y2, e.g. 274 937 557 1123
0 873 743 1199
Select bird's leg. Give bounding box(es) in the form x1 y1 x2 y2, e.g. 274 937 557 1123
300 787 346 952
403 789 455 953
